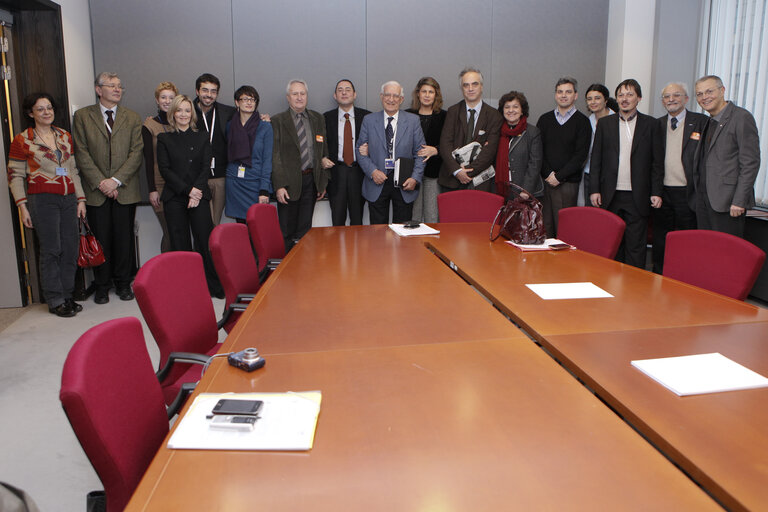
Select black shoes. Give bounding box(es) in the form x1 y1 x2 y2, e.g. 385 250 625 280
66 299 83 313
116 287 134 301
94 290 109 304
49 303 76 318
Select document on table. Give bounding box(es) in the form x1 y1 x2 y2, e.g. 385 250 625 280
388 223 440 236
631 353 768 396
506 238 575 251
167 391 322 451
525 282 613 300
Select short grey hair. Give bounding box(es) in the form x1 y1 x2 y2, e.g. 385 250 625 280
380 81 404 97
459 67 483 85
286 79 308 94
95 72 120 87
695 74 723 89
661 82 689 97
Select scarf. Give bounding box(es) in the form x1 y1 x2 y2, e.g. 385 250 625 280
495 116 528 192
227 111 260 166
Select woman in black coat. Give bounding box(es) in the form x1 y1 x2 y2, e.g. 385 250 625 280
156 94 223 297
494 91 543 198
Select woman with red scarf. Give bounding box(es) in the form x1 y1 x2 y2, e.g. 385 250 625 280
494 91 543 198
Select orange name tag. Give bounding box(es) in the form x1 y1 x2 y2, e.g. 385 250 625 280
690 132 701 140
315 135 324 142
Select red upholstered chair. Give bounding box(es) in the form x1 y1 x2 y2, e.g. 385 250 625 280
209 223 261 332
60 317 171 512
134 251 222 404
437 190 504 223
246 203 285 281
663 229 766 300
557 207 626 259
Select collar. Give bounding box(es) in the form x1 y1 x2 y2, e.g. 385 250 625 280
619 111 638 122
338 107 354 121
99 103 118 116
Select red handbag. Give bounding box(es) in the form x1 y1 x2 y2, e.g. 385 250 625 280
490 182 546 244
78 218 106 268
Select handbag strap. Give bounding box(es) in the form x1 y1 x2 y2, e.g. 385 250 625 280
489 205 506 241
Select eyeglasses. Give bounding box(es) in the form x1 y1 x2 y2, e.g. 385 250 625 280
33 106 54 113
661 93 685 100
237 97 256 104
381 93 401 99
695 88 720 98
99 83 124 90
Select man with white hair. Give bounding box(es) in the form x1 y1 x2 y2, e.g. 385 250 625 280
356 81 425 224
271 79 334 250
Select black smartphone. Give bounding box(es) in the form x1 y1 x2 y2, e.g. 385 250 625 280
549 243 572 251
211 399 264 416
403 220 421 229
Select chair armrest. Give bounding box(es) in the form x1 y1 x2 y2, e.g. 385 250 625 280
216 302 248 330
266 258 282 269
236 293 255 303
167 382 196 419
156 351 210 383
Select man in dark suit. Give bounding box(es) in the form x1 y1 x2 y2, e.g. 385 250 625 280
271 79 334 250
651 82 708 273
73 71 143 304
694 74 760 238
590 79 662 268
356 81 425 224
323 79 370 226
193 73 236 226
438 67 502 193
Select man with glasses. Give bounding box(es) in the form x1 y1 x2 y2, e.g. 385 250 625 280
694 74 760 237
271 79 333 250
193 73 236 225
651 82 708 273
438 67 502 193
73 72 143 304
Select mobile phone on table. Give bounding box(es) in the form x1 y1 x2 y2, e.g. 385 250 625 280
211 399 263 416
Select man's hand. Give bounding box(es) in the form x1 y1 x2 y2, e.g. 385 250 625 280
545 171 560 187
317 189 326 200
276 188 290 204
730 204 746 217
371 169 387 185
260 113 271 122
98 178 118 196
321 157 334 169
258 195 270 204
358 143 369 156
149 191 161 209
590 193 602 207
189 187 203 201
455 167 472 185
650 195 662 208
402 177 417 191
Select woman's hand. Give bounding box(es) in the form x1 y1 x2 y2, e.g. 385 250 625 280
417 145 437 162
258 195 270 204
149 191 161 209
19 204 33 228
358 143 369 156
77 202 87 219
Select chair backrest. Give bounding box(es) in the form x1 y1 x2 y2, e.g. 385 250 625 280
663 229 766 300
210 223 262 331
133 251 219 385
558 207 626 259
246 204 286 273
60 317 169 512
437 190 504 223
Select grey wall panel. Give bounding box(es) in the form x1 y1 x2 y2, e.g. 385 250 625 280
491 0 609 122
233 0 368 116
89 0 235 118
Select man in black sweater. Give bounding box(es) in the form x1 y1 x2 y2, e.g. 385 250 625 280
537 77 592 237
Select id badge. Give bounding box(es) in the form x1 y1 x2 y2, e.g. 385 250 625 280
384 158 395 171
55 167 67 176
237 166 246 178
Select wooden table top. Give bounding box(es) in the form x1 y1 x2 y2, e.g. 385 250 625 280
545 321 768 512
126 339 717 511
426 223 768 337
224 225 517 355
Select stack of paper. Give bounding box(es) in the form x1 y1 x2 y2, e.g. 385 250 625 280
631 353 768 396
167 391 322 451
506 238 574 251
525 282 613 300
388 223 440 236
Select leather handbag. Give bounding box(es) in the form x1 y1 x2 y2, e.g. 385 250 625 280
490 182 546 244
78 218 106 268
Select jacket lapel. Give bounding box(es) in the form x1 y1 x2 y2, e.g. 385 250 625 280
707 102 731 152
89 106 109 140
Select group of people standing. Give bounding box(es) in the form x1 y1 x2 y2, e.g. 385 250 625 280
5 67 760 317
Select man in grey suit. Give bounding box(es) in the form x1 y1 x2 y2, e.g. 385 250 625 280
73 72 143 304
356 81 425 224
694 74 761 237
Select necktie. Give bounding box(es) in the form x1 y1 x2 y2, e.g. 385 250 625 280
670 117 678 130
296 112 311 170
105 110 114 138
465 108 475 145
343 113 353 166
386 117 394 159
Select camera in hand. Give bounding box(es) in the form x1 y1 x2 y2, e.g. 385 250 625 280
228 347 265 372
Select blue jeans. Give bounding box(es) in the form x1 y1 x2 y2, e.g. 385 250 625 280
26 193 79 307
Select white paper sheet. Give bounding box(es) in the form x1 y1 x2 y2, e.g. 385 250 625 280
506 238 575 251
388 223 440 236
167 392 321 451
525 282 613 300
631 353 768 396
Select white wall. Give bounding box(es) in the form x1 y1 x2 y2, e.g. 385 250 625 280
57 0 95 118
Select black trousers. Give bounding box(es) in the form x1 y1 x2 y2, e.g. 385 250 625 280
607 191 648 269
86 198 136 292
368 176 413 224
696 188 745 238
328 163 365 226
277 172 317 251
164 198 221 294
652 186 696 273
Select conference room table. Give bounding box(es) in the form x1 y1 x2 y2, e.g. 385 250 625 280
125 224 721 511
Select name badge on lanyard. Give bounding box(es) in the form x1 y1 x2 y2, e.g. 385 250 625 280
55 167 67 176
384 159 395 171
237 166 246 178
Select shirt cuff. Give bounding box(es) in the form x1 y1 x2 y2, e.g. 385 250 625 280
111 177 122 187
